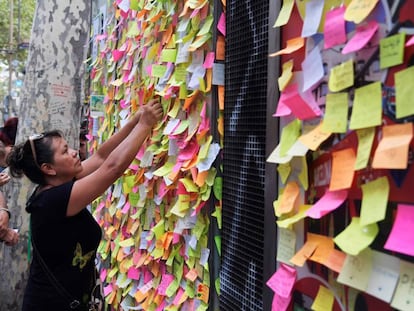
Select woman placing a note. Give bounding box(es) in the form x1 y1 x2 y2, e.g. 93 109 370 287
8 99 163 310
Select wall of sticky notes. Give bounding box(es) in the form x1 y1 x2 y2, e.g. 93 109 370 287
268 0 414 310
87 1 221 310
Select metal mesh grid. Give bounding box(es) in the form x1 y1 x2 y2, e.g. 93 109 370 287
220 1 269 310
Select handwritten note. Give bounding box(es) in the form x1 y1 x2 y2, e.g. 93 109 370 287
337 248 372 291
298 123 332 151
334 217 378 256
395 65 414 119
324 6 347 49
384 204 414 257
380 32 406 69
344 0 380 24
277 228 297 265
322 92 349 133
328 59 354 92
342 20 379 54
355 127 376 170
372 122 413 169
349 82 382 130
360 176 389 226
306 189 348 219
329 148 356 191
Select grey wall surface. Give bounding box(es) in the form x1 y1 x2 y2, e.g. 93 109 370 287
0 1 91 309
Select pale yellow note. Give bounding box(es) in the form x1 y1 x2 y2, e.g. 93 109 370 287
329 148 356 191
360 176 389 226
277 162 291 184
372 122 413 169
278 59 294 91
298 156 309 190
349 82 382 130
269 37 304 57
334 217 378 256
277 204 311 229
344 0 379 24
391 260 414 311
311 286 334 311
298 123 332 151
322 92 349 133
337 248 372 291
273 0 295 27
277 227 297 265
355 127 376 170
395 66 414 119
328 59 354 92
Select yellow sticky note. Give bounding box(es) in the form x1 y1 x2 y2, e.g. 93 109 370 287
349 82 382 130
329 148 356 191
277 163 291 184
372 123 413 169
277 204 311 228
278 59 294 91
391 260 414 310
344 0 379 24
337 248 372 291
334 217 378 256
298 156 308 190
311 286 335 311
360 176 389 226
380 32 406 69
355 127 376 170
395 66 414 119
153 162 174 177
273 0 295 27
279 119 301 156
322 92 349 133
298 123 332 151
328 59 354 92
152 64 167 78
276 228 296 265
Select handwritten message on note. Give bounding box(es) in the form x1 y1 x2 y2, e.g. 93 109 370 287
360 176 389 226
380 32 406 69
344 0 380 24
395 65 414 119
324 6 347 49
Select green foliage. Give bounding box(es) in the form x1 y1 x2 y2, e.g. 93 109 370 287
0 0 36 64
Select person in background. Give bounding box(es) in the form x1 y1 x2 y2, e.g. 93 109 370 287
79 128 88 161
7 99 163 310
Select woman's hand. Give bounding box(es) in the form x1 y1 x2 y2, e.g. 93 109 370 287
0 210 9 239
3 228 18 246
139 99 163 128
0 172 10 186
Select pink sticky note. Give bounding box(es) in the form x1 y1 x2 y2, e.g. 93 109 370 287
282 84 322 120
112 49 124 61
127 267 141 280
384 204 414 257
306 189 348 219
121 201 131 214
266 263 297 298
177 140 200 161
100 269 107 283
217 12 226 36
173 288 185 305
273 93 292 117
103 284 113 297
157 274 174 296
272 293 292 311
324 6 347 49
203 52 215 68
342 21 379 54
406 35 414 47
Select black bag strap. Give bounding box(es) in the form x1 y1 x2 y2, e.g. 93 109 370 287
31 230 81 309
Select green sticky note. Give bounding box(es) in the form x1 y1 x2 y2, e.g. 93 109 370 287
174 66 188 82
213 177 222 200
395 65 414 119
165 278 180 297
215 277 220 295
130 0 139 10
349 82 382 130
153 161 174 177
334 217 378 256
211 207 222 229
214 235 221 256
279 119 301 156
328 59 354 92
380 32 405 69
152 64 167 78
151 219 165 240
322 92 349 133
355 127 375 170
161 49 177 63
360 176 389 226
277 163 291 184
197 16 214 36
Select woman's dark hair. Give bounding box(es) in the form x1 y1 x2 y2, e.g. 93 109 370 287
0 117 18 146
7 130 63 185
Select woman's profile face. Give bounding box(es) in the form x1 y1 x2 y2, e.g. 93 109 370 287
49 137 83 180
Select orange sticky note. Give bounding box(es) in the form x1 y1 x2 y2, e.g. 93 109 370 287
197 283 209 304
218 85 225 110
269 37 304 57
216 35 225 61
324 249 346 273
329 148 356 191
372 123 413 169
277 181 300 216
185 268 198 282
308 233 335 265
298 123 332 151
290 241 318 267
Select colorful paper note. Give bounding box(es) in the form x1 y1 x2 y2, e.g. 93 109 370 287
322 92 349 133
355 127 376 170
395 65 414 119
360 176 389 226
302 46 324 91
277 181 300 216
384 204 414 257
329 148 356 191
334 217 378 256
311 286 335 311
273 0 295 27
391 260 414 311
266 263 297 298
278 59 294 91
269 37 304 57
372 122 413 169
301 0 324 38
324 6 347 49
277 204 311 229
306 189 348 219
298 123 332 151
277 228 297 265
279 119 302 156
328 59 354 92
380 32 406 69
349 82 382 130
342 20 379 54
337 248 372 291
281 84 322 120
344 0 379 24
